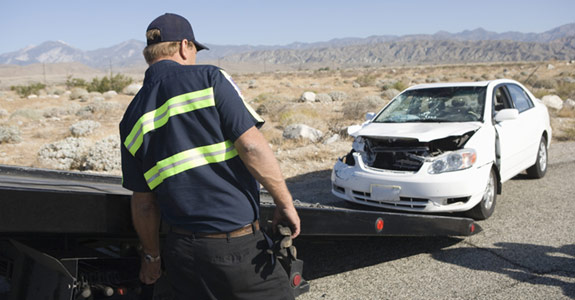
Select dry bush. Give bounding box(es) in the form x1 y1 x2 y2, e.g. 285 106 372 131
556 82 575 100
277 105 322 128
10 109 43 121
557 108 575 118
0 125 21 144
342 95 386 120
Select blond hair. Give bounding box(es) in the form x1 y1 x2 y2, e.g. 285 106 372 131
142 29 181 64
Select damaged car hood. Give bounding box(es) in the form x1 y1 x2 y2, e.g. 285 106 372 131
355 122 482 142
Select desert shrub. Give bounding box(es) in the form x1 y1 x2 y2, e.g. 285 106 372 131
37 137 90 170
556 82 575 100
82 135 121 172
0 125 21 144
70 120 101 137
10 82 46 98
65 76 87 89
532 78 556 89
88 74 133 93
277 106 321 127
355 73 377 87
343 96 386 120
10 109 43 120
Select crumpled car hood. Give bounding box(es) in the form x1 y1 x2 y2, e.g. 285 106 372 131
356 122 482 142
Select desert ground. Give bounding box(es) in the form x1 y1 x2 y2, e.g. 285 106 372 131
0 60 574 180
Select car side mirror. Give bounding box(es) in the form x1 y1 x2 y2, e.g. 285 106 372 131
365 112 376 121
494 108 519 122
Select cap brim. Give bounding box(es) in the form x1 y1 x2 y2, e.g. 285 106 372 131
194 40 209 51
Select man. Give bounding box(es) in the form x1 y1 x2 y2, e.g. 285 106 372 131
119 13 300 299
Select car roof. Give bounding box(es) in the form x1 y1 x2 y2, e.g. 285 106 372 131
405 79 519 91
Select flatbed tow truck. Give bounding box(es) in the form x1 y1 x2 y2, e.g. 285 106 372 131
0 164 478 299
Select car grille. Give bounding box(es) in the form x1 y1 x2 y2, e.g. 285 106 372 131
351 190 429 209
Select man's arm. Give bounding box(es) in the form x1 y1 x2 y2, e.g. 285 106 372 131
131 191 162 284
234 126 301 238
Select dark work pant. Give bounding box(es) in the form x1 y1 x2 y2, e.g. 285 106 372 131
163 230 294 300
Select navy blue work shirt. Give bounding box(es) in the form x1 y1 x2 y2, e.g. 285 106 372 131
120 60 264 233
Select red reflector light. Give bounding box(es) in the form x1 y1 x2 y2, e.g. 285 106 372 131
117 288 127 296
375 218 384 232
470 223 475 233
292 273 302 287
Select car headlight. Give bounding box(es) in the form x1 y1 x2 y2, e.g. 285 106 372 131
428 149 477 174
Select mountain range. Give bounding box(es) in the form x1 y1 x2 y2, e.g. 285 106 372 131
1 23 574 70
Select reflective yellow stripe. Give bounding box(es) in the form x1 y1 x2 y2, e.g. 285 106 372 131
144 140 237 189
124 88 215 155
220 70 264 124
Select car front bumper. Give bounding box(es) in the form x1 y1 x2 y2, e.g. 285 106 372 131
331 153 492 213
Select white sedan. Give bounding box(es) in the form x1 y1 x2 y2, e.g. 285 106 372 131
331 79 552 220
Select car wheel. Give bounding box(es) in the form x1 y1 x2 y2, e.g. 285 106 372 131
466 168 497 220
526 136 548 179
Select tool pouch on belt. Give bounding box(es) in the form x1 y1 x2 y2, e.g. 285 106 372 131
266 224 310 297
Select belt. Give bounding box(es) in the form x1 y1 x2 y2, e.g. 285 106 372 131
171 221 260 239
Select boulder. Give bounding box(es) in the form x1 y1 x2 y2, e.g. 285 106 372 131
103 90 118 99
541 95 563 111
123 83 143 95
283 124 323 142
329 91 349 102
70 88 89 101
315 93 332 103
300 91 316 103
564 99 575 110
323 134 340 145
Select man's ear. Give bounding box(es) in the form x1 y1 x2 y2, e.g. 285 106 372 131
179 39 189 60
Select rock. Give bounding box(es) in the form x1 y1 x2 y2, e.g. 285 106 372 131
0 125 21 144
83 135 121 172
541 95 563 111
547 64 555 70
315 93 332 103
123 83 143 95
27 94 38 99
248 80 257 89
323 134 340 145
103 90 118 99
329 91 349 102
352 82 361 88
70 88 89 101
564 99 575 110
70 120 101 137
300 91 316 103
37 137 90 170
283 124 323 142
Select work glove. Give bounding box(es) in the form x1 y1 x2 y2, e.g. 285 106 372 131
267 224 297 260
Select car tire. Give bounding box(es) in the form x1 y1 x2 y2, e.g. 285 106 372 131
466 168 497 220
526 136 548 179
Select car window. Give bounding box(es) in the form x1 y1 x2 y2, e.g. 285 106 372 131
373 86 486 123
493 86 512 112
507 84 534 113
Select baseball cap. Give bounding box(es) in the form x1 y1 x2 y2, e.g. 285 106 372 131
146 13 209 51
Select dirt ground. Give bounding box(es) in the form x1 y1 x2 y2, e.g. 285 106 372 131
0 60 574 180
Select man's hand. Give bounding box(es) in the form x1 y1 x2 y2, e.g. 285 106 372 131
139 259 162 285
272 205 301 239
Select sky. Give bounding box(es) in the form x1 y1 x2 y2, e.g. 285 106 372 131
1 0 574 54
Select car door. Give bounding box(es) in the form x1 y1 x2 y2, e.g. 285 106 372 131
506 84 540 170
492 84 535 181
